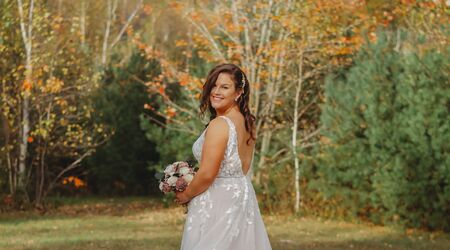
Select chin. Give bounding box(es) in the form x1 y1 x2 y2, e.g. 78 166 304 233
210 103 221 109
211 103 227 110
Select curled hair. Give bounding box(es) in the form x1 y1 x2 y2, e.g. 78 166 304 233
199 63 256 145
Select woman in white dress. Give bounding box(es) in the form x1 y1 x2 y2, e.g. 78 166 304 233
175 63 272 250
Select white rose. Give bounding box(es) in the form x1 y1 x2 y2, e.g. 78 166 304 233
183 174 194 183
179 166 190 175
164 165 175 174
167 176 178 185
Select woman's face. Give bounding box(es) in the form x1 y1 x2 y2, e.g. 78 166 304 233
210 72 241 110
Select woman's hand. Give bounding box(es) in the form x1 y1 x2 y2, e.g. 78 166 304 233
175 190 191 205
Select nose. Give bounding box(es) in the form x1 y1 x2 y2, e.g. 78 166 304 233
212 86 220 95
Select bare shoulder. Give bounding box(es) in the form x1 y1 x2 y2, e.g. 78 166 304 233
204 116 229 140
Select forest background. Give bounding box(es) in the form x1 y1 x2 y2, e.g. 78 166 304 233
0 0 449 233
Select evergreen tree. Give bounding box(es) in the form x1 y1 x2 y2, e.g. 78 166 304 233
313 31 450 230
84 51 161 195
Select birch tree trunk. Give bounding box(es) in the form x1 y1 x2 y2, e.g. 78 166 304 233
80 0 86 47
17 0 34 195
101 0 114 65
292 52 303 213
101 0 142 66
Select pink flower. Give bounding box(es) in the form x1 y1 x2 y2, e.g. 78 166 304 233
175 177 188 192
178 161 190 168
158 161 196 195
160 181 171 193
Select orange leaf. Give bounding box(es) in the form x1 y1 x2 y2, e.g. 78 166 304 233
27 136 34 143
166 107 177 118
175 39 188 47
143 4 153 15
179 73 190 86
22 79 32 91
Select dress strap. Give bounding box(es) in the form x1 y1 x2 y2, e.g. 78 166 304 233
217 116 234 131
218 115 230 122
218 115 252 177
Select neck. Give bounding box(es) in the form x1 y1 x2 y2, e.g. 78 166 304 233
216 104 238 116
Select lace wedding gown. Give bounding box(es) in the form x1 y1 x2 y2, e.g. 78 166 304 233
180 115 272 250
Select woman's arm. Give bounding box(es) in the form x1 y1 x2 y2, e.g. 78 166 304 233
175 117 228 204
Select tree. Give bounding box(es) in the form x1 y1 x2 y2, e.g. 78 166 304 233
84 51 161 195
315 31 449 230
16 0 34 196
0 0 109 206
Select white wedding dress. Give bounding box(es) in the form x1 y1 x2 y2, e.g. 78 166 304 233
180 115 272 250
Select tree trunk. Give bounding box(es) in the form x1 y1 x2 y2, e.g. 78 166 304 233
101 0 141 66
292 52 304 213
17 0 34 195
80 0 86 47
101 0 113 65
1 111 15 194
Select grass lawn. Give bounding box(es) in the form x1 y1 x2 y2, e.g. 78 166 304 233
0 197 449 250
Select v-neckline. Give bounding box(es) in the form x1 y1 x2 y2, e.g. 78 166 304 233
218 115 251 177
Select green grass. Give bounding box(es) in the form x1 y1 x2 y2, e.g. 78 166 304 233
0 197 449 250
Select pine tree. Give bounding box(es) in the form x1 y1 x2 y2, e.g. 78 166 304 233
315 31 450 230
84 51 161 195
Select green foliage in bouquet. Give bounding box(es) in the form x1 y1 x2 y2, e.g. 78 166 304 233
310 30 450 230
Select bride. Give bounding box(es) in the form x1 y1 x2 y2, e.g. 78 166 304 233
175 63 272 250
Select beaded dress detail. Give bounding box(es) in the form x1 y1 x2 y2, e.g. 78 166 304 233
180 116 272 250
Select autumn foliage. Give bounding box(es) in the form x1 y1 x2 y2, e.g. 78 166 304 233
0 0 448 231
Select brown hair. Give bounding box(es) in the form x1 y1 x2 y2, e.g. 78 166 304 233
199 63 256 145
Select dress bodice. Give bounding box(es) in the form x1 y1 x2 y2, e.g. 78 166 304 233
192 115 250 178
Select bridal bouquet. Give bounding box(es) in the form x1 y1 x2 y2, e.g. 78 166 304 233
155 160 197 194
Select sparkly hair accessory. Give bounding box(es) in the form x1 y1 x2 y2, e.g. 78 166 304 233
241 72 246 93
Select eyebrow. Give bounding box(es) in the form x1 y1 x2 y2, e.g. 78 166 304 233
214 83 231 86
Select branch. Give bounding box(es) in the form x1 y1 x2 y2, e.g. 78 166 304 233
270 147 289 161
183 10 226 61
142 114 198 136
302 128 321 142
43 148 94 198
300 141 319 149
130 74 198 119
109 0 143 49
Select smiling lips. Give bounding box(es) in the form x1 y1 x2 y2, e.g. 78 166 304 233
212 96 223 101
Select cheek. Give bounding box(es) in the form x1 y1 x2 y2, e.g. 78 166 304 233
224 93 233 100
224 89 234 96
